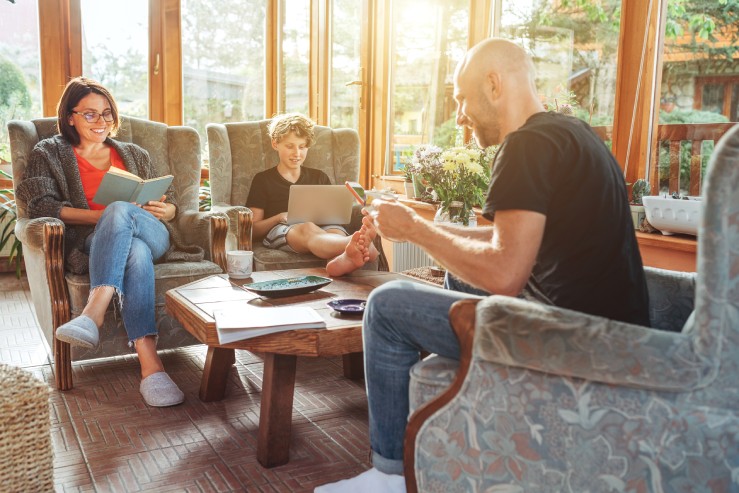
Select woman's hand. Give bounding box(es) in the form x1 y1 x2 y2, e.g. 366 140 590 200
59 206 104 226
142 195 176 221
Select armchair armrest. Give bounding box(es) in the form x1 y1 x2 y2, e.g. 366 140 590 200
211 204 252 251
15 217 64 254
644 267 695 331
174 210 229 270
475 295 712 392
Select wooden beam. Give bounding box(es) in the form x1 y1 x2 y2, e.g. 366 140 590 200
357 0 371 186
149 0 183 125
366 0 392 189
265 0 281 117
464 0 493 143
611 0 667 187
309 0 330 124
38 0 81 116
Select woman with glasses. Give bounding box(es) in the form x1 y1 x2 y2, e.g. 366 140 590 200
16 77 195 407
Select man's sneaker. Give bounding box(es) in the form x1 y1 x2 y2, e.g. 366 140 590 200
314 468 406 493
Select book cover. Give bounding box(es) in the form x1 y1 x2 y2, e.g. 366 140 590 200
93 167 174 206
214 305 326 344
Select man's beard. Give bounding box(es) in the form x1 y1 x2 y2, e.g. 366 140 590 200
475 121 501 148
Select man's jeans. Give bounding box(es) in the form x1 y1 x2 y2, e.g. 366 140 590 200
363 274 487 475
84 202 170 343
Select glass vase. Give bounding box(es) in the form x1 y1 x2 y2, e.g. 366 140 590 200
434 201 477 227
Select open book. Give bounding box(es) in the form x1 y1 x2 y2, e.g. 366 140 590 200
93 167 174 206
214 305 326 344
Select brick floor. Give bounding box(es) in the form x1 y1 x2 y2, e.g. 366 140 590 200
0 272 371 492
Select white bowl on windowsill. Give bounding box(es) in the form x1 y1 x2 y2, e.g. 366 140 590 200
642 195 702 236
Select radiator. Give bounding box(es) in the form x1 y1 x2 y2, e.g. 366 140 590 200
392 241 434 272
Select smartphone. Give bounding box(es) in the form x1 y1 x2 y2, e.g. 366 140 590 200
345 181 366 206
345 181 396 211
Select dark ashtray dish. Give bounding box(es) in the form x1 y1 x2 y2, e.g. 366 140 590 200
327 298 367 314
242 275 332 298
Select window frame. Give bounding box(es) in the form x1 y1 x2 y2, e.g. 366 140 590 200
35 0 673 191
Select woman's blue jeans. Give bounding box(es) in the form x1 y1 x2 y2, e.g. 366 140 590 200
363 274 487 475
84 202 170 344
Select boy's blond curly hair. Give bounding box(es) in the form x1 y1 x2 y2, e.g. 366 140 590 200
268 113 316 147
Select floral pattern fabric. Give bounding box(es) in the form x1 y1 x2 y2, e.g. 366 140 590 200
410 124 739 491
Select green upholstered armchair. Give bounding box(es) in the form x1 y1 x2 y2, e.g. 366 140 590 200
8 116 236 390
206 119 387 272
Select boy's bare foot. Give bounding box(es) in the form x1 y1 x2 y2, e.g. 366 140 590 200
326 231 370 277
362 217 380 261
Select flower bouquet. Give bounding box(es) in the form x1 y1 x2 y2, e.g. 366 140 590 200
410 143 493 226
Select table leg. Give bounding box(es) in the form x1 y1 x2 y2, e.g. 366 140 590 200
199 346 235 402
342 351 364 379
257 353 297 468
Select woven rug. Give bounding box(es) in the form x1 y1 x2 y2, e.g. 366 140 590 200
401 267 446 286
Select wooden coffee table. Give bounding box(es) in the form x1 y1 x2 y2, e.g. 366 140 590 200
165 267 418 468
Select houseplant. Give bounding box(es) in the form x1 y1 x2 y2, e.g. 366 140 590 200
0 169 22 278
401 161 415 198
410 143 492 226
629 178 650 230
199 179 211 211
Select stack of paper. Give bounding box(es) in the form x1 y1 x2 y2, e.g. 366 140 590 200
214 305 326 344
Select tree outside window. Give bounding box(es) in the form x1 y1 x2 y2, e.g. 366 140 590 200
0 0 42 163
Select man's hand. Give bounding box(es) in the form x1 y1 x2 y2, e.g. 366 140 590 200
142 195 176 221
364 199 419 242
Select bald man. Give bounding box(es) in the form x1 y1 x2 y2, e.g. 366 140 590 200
315 38 649 492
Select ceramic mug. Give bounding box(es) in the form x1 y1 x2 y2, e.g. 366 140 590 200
226 250 253 279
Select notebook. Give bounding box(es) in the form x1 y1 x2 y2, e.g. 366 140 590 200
214 305 326 344
286 185 354 225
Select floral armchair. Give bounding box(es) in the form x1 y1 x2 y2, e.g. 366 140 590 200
207 120 387 271
403 124 739 491
8 116 235 390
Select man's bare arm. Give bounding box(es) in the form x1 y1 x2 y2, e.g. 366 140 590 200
436 222 494 241
370 200 544 295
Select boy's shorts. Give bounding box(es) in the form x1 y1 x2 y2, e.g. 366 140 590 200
263 223 349 252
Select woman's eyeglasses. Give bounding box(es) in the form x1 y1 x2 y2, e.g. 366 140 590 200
72 110 114 123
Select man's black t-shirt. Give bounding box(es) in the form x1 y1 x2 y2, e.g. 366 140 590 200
482 112 650 326
246 166 331 219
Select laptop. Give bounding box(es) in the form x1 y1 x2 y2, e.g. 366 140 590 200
286 185 354 225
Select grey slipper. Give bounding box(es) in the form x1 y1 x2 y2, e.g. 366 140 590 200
140 372 185 407
55 315 99 349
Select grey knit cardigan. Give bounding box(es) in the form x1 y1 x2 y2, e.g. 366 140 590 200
15 135 204 275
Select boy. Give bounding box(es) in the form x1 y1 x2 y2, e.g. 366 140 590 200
246 113 377 276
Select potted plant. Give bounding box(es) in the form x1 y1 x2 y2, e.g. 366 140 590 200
199 179 212 211
411 143 491 226
0 169 23 278
401 162 415 198
629 179 650 230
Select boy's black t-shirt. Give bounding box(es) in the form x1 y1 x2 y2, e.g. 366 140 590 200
246 166 331 219
482 112 650 326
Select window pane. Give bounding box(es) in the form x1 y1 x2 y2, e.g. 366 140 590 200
656 0 739 195
282 0 310 113
388 0 469 173
80 0 148 118
499 1 622 130
0 0 42 159
182 0 267 144
330 0 362 129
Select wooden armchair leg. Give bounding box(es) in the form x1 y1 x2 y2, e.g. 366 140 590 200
54 338 73 390
46 221 74 390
